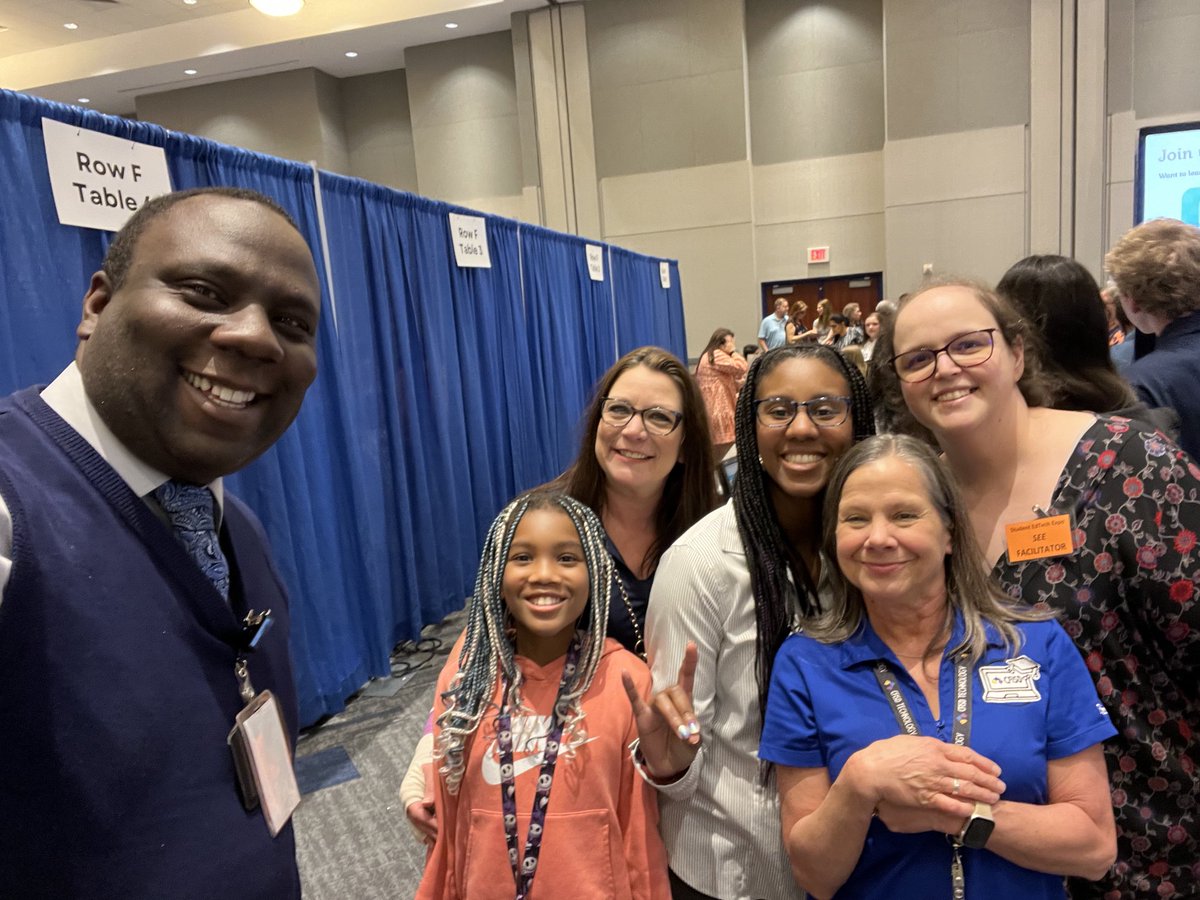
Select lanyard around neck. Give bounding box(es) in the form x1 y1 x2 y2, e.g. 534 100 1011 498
872 653 972 747
873 653 974 899
497 634 581 900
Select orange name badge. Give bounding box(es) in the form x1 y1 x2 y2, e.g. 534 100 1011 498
1005 513 1074 564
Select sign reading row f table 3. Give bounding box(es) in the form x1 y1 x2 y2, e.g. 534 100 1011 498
42 118 173 232
448 212 492 269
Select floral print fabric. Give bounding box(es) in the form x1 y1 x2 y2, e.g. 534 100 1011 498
994 416 1199 899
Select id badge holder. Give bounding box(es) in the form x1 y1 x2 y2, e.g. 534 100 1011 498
227 612 301 837
228 690 300 836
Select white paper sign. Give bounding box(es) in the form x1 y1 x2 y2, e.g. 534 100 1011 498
659 261 671 289
586 245 605 282
42 118 172 232
448 213 492 268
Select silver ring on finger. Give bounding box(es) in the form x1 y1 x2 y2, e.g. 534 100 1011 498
952 777 961 795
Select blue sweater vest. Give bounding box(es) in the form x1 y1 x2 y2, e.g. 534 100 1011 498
0 388 301 899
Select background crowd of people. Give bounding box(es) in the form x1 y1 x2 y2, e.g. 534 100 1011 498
408 216 1200 900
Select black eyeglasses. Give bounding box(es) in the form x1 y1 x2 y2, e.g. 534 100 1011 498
754 396 851 429
889 329 997 383
600 398 684 436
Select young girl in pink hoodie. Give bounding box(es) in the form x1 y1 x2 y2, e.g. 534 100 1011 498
416 492 669 900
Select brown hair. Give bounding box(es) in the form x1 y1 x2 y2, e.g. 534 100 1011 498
554 346 717 572
873 278 1053 439
1105 218 1200 321
698 327 735 369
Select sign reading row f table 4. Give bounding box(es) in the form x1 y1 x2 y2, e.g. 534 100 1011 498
42 117 173 232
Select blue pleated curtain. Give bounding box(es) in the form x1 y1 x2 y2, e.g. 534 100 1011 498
0 88 686 724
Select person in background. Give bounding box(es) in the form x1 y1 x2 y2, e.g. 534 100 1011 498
762 435 1116 899
758 298 790 352
1101 284 1125 347
842 302 865 346
995 255 1154 422
627 344 874 900
1105 217 1200 459
878 278 1200 898
404 347 718 844
823 314 860 352
811 298 833 345
860 311 881 363
0 188 322 899
840 344 867 379
695 328 749 459
785 300 809 344
742 344 760 367
416 492 670 899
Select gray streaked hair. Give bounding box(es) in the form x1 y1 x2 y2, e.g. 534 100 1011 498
808 434 1053 662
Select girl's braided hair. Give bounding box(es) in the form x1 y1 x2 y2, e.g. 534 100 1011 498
434 491 613 795
731 344 874 737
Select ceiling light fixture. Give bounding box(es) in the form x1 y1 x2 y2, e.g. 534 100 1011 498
184 0 198 4
344 51 358 58
249 0 304 16
184 68 198 75
445 22 458 29
64 22 79 30
78 98 91 104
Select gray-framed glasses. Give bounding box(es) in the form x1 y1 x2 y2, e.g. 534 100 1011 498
600 398 684 435
754 396 851 429
890 328 997 383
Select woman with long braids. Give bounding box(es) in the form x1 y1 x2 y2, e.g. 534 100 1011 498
624 344 874 900
416 491 669 898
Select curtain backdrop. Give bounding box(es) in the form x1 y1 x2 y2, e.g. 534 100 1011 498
0 88 686 724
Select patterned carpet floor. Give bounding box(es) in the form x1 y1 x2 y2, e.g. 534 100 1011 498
293 608 466 899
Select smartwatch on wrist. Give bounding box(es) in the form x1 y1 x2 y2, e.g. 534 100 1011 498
956 801 995 849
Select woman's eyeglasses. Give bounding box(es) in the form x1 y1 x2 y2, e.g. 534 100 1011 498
600 398 684 435
889 329 997 383
754 396 851 429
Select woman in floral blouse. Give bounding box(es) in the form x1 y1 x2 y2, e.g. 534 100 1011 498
876 279 1200 900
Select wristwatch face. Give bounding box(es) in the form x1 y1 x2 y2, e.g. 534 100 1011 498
960 815 995 849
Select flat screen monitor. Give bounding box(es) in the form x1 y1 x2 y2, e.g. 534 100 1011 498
1135 121 1200 225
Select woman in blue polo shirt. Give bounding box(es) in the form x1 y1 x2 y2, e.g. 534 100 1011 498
759 435 1117 899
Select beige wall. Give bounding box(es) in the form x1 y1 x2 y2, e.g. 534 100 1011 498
136 68 349 173
339 70 419 194
121 1 1200 358
404 31 525 215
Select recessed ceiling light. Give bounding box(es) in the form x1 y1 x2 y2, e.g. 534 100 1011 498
184 68 198 75
64 22 79 30
78 98 91 104
445 22 458 29
249 0 304 16
344 51 358 58
184 0 198 4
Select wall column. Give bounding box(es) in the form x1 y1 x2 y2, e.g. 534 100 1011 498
518 4 601 238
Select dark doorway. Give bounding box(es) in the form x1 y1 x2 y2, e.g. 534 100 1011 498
762 273 883 328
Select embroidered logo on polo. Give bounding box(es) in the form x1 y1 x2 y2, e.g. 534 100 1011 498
482 714 597 784
978 655 1042 703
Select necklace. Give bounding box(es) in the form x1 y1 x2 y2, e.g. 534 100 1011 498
613 571 645 659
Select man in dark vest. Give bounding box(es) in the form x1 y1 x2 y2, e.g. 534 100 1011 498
0 187 321 899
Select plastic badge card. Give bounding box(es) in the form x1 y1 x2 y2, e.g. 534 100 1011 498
228 690 301 837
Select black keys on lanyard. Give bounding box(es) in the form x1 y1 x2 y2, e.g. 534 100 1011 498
497 635 581 900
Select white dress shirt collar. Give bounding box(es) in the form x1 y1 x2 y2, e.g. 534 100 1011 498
40 362 224 515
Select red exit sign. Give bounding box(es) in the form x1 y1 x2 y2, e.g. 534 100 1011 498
807 246 830 264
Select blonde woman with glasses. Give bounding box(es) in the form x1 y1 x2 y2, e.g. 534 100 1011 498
875 279 1200 899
